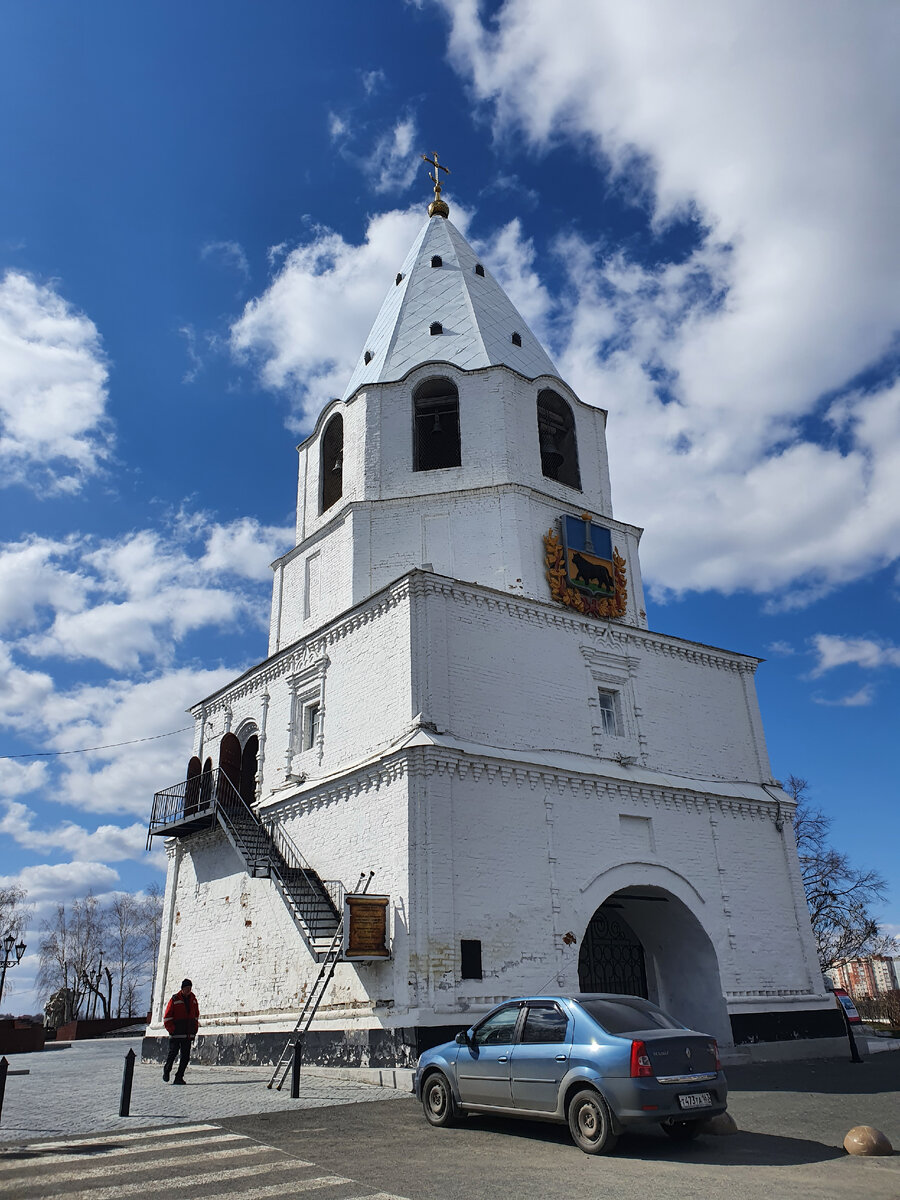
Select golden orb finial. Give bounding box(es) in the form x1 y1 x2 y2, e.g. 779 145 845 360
422 151 450 218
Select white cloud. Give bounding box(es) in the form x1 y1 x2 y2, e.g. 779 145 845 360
361 69 386 97
810 634 900 677
200 517 292 580
0 860 121 906
230 206 426 425
812 685 875 708
0 515 289 671
433 0 900 599
767 641 796 657
0 801 148 862
368 116 421 194
201 240 250 281
0 758 48 797
328 111 348 142
0 271 112 492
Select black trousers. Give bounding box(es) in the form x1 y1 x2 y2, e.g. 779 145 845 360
164 1036 192 1079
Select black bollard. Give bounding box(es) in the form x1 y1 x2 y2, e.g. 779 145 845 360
119 1048 136 1116
290 1037 302 1099
846 1018 863 1064
0 1056 7 1127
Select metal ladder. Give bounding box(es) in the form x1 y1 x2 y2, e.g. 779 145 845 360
267 870 375 1090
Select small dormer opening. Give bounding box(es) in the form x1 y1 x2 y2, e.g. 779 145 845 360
364 350 373 365
395 273 403 285
320 413 344 512
537 389 581 489
475 263 485 277
511 331 522 347
414 377 461 472
431 255 442 268
430 321 443 336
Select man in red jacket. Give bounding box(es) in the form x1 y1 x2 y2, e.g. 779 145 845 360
163 978 200 1084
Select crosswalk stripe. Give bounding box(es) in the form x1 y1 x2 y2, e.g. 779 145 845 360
166 1177 357 1200
16 1123 220 1150
0 1132 245 1171
9 1157 306 1200
4 1143 275 1189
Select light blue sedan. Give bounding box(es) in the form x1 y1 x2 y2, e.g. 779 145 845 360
414 993 728 1154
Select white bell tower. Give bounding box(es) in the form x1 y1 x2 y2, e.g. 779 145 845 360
146 161 841 1072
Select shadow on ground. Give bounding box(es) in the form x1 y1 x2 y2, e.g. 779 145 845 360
727 1051 899 1096
466 1113 844 1166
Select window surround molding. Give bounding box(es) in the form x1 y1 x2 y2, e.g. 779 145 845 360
580 644 644 763
285 655 329 775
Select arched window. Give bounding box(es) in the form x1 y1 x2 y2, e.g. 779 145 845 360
395 273 403 285
200 757 213 809
239 734 259 805
474 263 485 277
185 755 202 815
431 255 442 268
320 414 344 513
364 350 373 365
414 377 461 471
430 321 443 336
217 732 242 804
511 331 522 347
537 389 581 489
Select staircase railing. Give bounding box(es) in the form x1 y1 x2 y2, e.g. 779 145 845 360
147 768 341 948
267 869 375 1091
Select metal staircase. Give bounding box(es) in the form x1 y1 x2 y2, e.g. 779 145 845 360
267 869 375 1091
148 768 343 958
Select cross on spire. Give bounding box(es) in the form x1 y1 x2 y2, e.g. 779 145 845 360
422 151 451 218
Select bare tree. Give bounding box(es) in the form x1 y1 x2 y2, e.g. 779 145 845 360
139 883 164 1010
36 893 106 1022
35 885 166 1021
787 775 898 972
0 885 30 939
107 894 145 1017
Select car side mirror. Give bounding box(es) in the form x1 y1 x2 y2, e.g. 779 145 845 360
455 1030 470 1046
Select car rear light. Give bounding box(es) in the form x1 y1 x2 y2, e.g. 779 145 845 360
709 1039 721 1070
630 1039 653 1078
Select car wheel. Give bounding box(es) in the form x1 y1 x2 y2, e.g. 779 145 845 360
663 1119 702 1141
567 1088 618 1155
421 1071 457 1127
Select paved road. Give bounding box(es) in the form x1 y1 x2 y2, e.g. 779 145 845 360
0 1037 405 1142
217 1052 900 1200
2 1043 897 1200
0 1122 409 1199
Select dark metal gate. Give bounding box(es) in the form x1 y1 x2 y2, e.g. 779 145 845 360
578 906 648 997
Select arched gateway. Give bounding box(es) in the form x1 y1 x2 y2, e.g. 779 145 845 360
579 887 731 1044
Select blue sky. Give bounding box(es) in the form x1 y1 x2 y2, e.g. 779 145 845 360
1 1 898 1012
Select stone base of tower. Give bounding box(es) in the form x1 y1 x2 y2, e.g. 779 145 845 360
142 1009 846 1072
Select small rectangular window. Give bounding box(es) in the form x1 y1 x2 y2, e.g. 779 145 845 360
303 701 321 751
597 690 620 736
460 939 482 980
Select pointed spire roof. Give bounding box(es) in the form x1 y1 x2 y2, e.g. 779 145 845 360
341 215 560 401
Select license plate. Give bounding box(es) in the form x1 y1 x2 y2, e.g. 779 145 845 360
678 1092 712 1110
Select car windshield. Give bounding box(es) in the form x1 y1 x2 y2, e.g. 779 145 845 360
576 997 684 1034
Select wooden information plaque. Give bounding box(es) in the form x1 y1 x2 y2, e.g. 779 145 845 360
344 894 390 960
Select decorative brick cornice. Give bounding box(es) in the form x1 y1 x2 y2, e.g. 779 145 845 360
264 741 780 823
193 565 757 721
410 574 759 674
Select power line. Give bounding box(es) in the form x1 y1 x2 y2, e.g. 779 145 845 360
0 726 193 760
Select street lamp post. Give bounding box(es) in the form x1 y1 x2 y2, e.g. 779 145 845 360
0 932 27 1009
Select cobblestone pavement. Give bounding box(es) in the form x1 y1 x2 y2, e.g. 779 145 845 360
0 1121 410 1199
0 1038 407 1143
